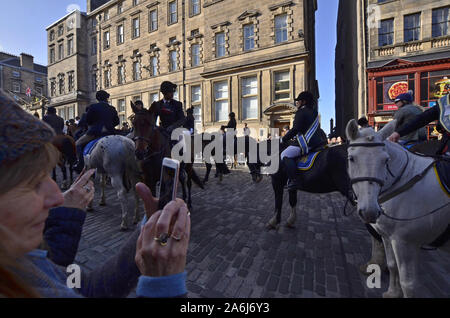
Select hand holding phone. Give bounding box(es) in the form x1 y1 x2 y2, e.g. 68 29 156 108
157 158 180 210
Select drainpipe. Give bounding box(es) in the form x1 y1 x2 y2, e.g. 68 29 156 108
182 0 186 108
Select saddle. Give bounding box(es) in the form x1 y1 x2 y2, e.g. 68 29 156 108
434 159 450 196
83 138 102 156
296 145 327 171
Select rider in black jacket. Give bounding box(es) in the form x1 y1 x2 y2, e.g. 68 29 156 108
281 91 327 189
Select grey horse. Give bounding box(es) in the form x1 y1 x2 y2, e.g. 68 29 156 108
84 135 141 231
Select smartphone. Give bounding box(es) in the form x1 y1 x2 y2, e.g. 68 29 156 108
157 158 180 210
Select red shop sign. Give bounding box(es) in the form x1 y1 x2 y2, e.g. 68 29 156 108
383 104 398 111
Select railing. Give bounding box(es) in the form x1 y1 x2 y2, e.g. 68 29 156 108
432 37 450 49
378 47 395 56
403 42 423 53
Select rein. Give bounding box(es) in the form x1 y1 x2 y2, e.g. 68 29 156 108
348 141 450 222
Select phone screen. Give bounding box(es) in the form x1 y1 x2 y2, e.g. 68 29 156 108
158 164 177 210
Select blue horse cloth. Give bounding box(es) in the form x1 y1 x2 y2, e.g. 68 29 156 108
83 138 102 156
297 151 321 171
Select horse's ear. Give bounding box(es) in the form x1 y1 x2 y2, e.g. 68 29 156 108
378 119 397 141
346 119 360 141
131 101 137 113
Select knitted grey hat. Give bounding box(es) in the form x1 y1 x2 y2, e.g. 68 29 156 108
0 95 55 165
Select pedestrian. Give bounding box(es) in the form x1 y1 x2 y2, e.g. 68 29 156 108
184 108 195 135
243 123 250 136
392 91 427 143
67 119 78 137
281 125 290 137
0 93 191 298
43 107 64 135
75 116 80 125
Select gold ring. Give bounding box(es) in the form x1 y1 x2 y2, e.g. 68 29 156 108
154 233 170 246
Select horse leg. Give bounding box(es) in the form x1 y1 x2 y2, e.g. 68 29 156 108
391 240 421 298
61 163 69 189
382 237 404 298
360 235 387 275
267 174 285 230
286 189 297 228
100 173 106 206
111 174 128 231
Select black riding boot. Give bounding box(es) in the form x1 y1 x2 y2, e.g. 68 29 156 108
283 157 299 190
73 145 85 174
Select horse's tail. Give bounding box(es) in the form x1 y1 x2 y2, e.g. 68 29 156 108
187 165 204 189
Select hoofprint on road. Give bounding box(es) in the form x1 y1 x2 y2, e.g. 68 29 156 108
66 166 450 298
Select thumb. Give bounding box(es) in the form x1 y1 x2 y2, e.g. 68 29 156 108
136 182 158 216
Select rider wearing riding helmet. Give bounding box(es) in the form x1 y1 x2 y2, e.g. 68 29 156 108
183 108 195 135
389 93 450 156
392 91 427 144
74 90 120 173
281 91 327 189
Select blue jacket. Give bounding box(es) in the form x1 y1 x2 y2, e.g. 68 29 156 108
86 102 120 136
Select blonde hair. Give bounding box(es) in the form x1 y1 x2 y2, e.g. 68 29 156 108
0 142 60 194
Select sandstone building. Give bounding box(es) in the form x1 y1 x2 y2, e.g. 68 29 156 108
0 52 48 116
47 0 318 137
336 0 450 137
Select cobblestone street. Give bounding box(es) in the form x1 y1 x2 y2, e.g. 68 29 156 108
69 166 450 298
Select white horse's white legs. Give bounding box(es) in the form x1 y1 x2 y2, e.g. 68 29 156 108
110 174 128 231
360 236 387 274
392 240 421 298
100 173 106 206
382 238 403 298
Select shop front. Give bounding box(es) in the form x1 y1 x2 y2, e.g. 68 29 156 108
367 56 450 138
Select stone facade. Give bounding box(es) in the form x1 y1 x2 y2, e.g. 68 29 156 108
49 0 318 137
0 52 48 117
336 0 450 135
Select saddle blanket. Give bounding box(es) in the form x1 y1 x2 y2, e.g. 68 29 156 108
434 160 450 197
83 138 102 156
400 140 423 150
296 151 321 171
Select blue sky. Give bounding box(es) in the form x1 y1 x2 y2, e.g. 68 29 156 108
0 0 338 133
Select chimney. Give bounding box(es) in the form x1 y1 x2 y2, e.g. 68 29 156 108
20 53 34 70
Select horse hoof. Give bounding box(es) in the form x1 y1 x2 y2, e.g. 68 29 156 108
266 222 279 231
99 202 106 206
285 222 296 229
120 225 128 231
383 290 403 298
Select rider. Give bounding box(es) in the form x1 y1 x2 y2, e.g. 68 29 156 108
281 91 327 189
149 81 186 146
73 90 120 173
43 106 65 135
183 107 195 135
221 112 238 167
392 91 427 144
389 94 450 156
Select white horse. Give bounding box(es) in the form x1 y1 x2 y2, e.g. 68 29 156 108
345 119 450 298
85 135 141 231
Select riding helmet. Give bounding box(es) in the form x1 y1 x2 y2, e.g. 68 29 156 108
160 81 177 94
96 90 110 102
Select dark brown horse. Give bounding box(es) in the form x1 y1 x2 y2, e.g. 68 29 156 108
130 106 204 209
52 134 77 189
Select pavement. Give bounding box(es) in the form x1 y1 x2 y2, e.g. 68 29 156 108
60 165 450 298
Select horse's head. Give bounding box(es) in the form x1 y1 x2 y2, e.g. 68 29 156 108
345 119 396 224
131 102 156 160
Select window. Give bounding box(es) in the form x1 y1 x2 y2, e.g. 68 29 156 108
59 77 65 95
58 25 64 36
68 106 75 120
133 18 140 38
104 66 111 88
50 48 55 63
190 0 200 16
104 9 110 21
12 71 20 78
404 13 421 43
191 44 200 66
91 37 97 55
133 61 141 80
215 32 225 58
169 50 178 72
118 64 125 84
420 70 450 108
242 77 258 120
92 18 98 28
379 19 394 46
35 86 43 96
275 14 288 43
133 0 139 6
58 43 64 60
12 82 20 93
50 30 55 41
92 73 97 91
168 1 177 24
244 24 255 51
67 38 74 55
214 81 228 122
191 29 199 37
191 85 202 124
117 2 123 14
118 99 126 112
151 92 160 103
117 25 124 44
51 81 56 96
432 7 450 38
150 56 158 76
375 74 415 111
36 76 42 83
68 72 74 92
149 9 158 31
274 71 290 100
104 31 110 49
58 108 66 121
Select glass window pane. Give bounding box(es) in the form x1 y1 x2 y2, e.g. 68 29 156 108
242 96 258 119
191 85 201 102
242 77 257 95
215 100 228 121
